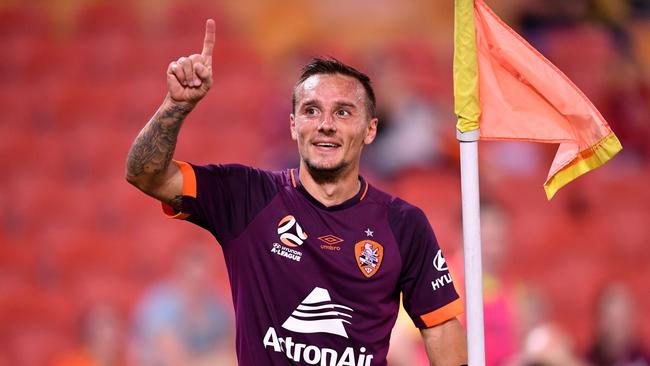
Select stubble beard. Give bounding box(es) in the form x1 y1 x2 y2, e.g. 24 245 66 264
303 158 350 184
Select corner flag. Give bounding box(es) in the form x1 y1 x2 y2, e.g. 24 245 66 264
455 0 622 199
453 1 622 365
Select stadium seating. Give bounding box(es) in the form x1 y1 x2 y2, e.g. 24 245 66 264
1 0 648 362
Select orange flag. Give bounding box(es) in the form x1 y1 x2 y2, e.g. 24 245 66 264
455 0 622 199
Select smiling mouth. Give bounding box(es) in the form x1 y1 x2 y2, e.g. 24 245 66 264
313 142 341 149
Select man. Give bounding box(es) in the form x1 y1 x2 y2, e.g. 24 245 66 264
131 243 235 365
126 19 467 366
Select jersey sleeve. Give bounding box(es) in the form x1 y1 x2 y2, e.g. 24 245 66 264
161 160 279 244
389 199 463 329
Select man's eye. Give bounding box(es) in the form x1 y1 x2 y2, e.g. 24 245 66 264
305 107 318 115
337 110 351 117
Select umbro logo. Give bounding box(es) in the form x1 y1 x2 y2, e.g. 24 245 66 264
318 235 343 252
317 235 343 245
282 287 353 338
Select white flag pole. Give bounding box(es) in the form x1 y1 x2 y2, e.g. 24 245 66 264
458 129 485 366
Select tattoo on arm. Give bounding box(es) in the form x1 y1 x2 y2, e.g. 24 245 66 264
126 104 191 181
167 195 183 211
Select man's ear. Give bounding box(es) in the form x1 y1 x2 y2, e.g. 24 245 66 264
364 118 378 145
290 114 298 141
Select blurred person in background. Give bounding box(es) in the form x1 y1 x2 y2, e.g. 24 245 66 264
512 323 588 366
125 19 466 365
54 304 124 366
447 200 528 366
364 54 446 178
130 243 234 366
480 201 523 366
586 282 650 366
387 200 526 366
387 306 431 366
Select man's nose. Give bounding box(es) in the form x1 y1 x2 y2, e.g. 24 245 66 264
318 115 337 133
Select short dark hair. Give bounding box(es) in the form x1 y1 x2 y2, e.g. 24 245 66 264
292 57 376 118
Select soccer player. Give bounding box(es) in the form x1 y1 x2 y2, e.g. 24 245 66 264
126 19 467 366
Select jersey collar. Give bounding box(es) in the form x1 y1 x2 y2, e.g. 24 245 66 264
290 168 369 211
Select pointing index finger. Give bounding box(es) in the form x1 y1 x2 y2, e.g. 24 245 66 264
201 19 215 62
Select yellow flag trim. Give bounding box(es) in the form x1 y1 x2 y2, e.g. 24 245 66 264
454 0 481 133
544 133 623 199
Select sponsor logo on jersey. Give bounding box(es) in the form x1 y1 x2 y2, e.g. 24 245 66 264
354 240 384 278
263 287 375 365
431 249 452 291
277 214 308 247
433 249 448 271
431 273 453 291
318 235 344 245
318 235 343 251
271 242 303 262
271 214 307 262
263 327 374 366
282 287 353 338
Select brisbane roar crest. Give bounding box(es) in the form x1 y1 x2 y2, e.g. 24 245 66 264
354 240 384 278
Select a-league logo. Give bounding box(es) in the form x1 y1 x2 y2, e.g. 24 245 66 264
277 214 308 247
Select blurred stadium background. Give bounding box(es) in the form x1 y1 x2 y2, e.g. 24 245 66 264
1 0 649 365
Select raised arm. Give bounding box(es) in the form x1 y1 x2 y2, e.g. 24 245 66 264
421 317 468 366
126 19 215 209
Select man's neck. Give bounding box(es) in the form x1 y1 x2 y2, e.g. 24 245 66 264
298 162 361 207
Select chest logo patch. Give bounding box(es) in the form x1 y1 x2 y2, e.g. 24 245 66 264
281 287 353 338
277 214 308 247
354 240 384 278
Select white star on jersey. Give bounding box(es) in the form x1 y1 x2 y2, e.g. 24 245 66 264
365 228 373 237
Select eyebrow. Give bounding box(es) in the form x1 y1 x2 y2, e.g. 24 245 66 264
334 101 357 109
299 99 321 108
299 99 358 109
